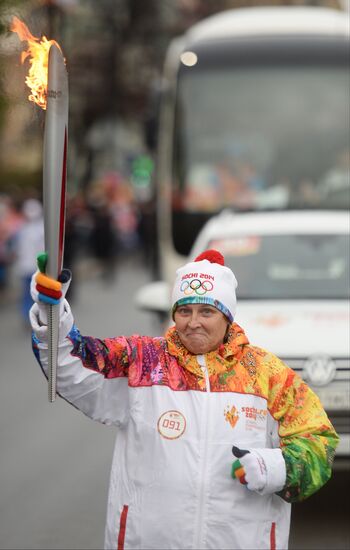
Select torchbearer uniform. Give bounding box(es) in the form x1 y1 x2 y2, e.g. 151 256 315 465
30 254 338 550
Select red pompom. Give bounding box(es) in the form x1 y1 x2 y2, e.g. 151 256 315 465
194 249 225 265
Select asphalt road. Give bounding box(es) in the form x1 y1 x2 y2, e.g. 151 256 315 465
0 253 349 550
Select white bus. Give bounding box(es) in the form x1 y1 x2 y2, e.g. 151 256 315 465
152 5 349 283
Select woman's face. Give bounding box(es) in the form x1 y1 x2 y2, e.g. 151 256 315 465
174 303 229 355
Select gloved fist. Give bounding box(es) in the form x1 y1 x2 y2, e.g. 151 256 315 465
30 252 72 325
231 445 267 492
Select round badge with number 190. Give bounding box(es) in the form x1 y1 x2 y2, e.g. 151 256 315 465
157 410 186 440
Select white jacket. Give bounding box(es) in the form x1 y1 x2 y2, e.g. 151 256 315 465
30 302 338 550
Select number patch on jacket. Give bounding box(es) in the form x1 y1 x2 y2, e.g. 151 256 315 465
157 410 186 439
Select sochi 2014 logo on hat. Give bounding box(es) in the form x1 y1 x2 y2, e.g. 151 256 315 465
180 272 215 296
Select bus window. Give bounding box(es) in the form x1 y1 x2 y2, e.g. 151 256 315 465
172 53 349 254
175 66 348 211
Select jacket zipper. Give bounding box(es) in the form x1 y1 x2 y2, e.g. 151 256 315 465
194 355 211 549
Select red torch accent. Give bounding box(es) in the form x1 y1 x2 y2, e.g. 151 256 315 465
58 128 67 271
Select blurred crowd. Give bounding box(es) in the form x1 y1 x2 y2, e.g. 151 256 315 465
0 171 156 325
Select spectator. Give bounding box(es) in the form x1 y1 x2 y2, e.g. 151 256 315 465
14 199 44 323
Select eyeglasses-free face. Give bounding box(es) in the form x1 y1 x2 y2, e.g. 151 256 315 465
174 303 229 355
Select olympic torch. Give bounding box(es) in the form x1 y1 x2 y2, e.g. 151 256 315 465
43 44 68 402
11 18 68 402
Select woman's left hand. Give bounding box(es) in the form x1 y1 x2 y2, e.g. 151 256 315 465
231 446 267 492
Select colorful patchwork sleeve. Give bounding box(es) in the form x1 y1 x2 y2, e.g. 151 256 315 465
69 327 167 384
267 355 339 503
69 325 132 379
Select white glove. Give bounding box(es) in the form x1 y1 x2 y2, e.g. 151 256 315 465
231 445 286 495
30 269 71 325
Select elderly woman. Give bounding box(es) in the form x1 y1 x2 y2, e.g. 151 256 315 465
30 249 338 550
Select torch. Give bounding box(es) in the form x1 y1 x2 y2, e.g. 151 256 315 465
11 18 68 402
43 44 68 402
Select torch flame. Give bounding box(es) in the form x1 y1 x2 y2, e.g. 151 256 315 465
11 16 64 110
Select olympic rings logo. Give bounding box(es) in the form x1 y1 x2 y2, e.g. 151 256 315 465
180 279 214 296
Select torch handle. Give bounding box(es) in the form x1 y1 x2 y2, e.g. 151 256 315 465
47 303 60 402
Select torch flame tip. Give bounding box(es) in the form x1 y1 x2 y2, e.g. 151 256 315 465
11 16 64 110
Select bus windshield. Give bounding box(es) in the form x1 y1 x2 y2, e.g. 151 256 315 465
173 65 349 214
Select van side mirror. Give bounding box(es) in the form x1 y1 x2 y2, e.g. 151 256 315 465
134 281 171 314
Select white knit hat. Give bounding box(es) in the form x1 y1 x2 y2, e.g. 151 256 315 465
171 250 237 323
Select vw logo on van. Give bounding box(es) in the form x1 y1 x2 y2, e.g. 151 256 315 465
303 355 336 387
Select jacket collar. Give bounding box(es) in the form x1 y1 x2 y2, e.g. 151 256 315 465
165 323 249 377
